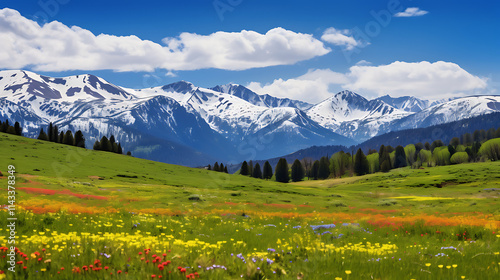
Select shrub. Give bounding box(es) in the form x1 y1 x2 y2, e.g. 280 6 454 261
450 152 469 164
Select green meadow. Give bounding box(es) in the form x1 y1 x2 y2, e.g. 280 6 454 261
0 132 499 279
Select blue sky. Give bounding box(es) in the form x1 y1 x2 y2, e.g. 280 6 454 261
0 0 498 102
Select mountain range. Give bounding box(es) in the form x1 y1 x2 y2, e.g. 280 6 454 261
1 70 499 166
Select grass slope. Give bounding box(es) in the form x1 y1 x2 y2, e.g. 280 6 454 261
0 132 499 215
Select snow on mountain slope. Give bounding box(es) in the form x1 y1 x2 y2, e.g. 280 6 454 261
0 70 134 102
210 84 312 110
306 90 410 139
387 95 500 131
375 95 430 112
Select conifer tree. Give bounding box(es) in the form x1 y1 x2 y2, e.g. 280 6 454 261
252 163 262 179
6 126 15 135
37 128 48 141
74 130 85 148
93 140 101 150
100 136 110 152
220 163 225 173
354 148 369 176
240 161 249 175
275 158 289 183
110 135 117 152
291 159 304 182
63 131 74 146
311 160 319 180
52 125 59 143
59 131 64 143
117 143 123 154
224 166 228 173
318 156 330 179
394 145 407 168
207 164 212 171
48 123 53 142
380 160 391 172
263 161 273 179
13 121 22 136
214 162 220 172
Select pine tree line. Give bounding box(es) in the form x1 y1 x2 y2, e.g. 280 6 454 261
93 135 128 155
207 162 228 173
237 126 500 183
37 122 85 148
0 119 23 136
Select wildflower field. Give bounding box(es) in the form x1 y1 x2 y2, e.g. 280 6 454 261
1 134 499 279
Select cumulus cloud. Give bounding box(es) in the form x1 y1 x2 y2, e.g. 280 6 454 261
344 61 487 100
247 69 348 103
248 62 487 102
0 8 330 72
321 27 361 50
394 7 428 17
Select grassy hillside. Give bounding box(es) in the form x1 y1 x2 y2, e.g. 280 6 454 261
1 132 499 280
1 132 499 215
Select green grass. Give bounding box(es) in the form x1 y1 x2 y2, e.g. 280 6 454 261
0 132 499 279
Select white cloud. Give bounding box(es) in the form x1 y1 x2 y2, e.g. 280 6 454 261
344 61 488 100
248 62 488 103
321 27 361 50
0 8 330 72
394 7 429 17
247 69 348 103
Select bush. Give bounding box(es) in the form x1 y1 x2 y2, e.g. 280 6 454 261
450 152 469 164
479 138 500 161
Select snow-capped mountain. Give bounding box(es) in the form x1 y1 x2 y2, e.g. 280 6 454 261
384 95 500 132
306 90 411 139
210 84 312 111
1 70 499 166
375 95 430 112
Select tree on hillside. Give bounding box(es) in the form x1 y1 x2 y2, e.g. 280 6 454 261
275 158 289 183
110 135 117 153
74 130 85 148
424 142 431 151
207 164 211 171
263 161 273 179
248 160 254 177
224 166 228 173
14 122 22 136
430 140 443 152
291 159 305 182
318 156 330 179
117 143 123 154
220 163 225 173
354 148 369 176
487 128 496 140
58 131 64 143
240 161 249 176
462 133 473 146
37 128 48 141
310 160 319 180
93 140 101 150
448 144 456 156
100 136 110 152
0 119 7 132
252 163 262 179
449 137 460 148
6 126 15 135
48 123 53 142
379 146 391 171
126 151 132 156
63 130 74 146
52 125 59 143
214 162 220 172
380 159 391 172
393 145 407 168
496 128 500 138
473 130 481 142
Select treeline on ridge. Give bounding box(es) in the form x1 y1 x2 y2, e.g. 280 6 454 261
237 127 500 183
